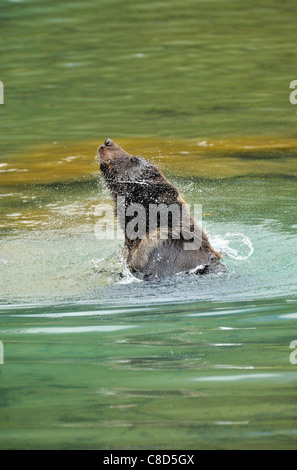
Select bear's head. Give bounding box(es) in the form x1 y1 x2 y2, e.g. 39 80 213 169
98 139 131 164
97 139 180 206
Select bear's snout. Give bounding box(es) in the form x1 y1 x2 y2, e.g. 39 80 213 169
97 139 136 164
98 138 114 156
104 138 113 147
100 138 113 149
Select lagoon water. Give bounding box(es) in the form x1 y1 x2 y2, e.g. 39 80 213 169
1 0 297 450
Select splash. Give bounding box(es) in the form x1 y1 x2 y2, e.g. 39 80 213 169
118 263 143 284
212 232 254 261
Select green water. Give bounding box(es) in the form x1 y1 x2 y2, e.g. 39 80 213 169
1 0 297 155
0 299 297 450
1 0 297 450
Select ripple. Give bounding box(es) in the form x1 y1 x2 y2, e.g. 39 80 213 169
9 310 126 318
279 313 297 319
216 421 249 425
193 373 279 382
213 365 254 370
0 325 136 335
0 168 28 173
6 213 22 218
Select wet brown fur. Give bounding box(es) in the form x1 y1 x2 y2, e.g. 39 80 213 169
98 139 222 280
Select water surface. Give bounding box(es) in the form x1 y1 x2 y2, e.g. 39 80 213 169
1 0 297 450
1 137 297 449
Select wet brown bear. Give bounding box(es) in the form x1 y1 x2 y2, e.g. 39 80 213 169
97 139 222 280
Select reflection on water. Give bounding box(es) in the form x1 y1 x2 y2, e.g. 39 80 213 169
0 298 297 449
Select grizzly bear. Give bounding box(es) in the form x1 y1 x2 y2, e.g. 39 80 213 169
97 139 222 280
